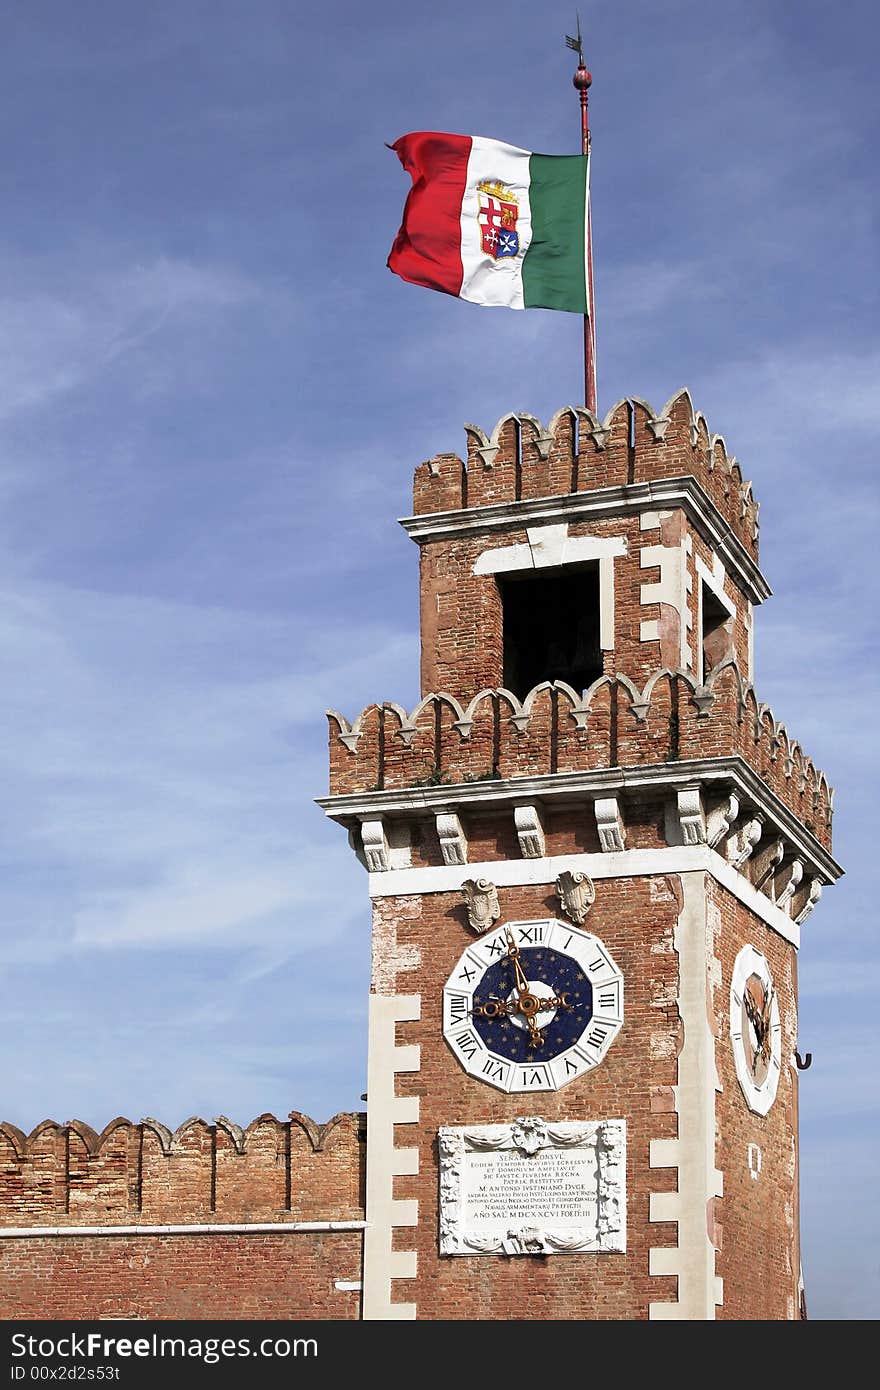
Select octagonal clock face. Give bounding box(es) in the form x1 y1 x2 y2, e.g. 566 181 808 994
442 918 624 1093
730 944 782 1116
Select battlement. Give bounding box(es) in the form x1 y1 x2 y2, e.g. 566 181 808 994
412 390 759 559
0 1111 365 1226
326 661 833 852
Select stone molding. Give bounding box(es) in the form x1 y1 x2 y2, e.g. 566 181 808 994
0 1221 366 1238
318 755 841 890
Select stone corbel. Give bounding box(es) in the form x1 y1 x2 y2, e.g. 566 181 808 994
775 859 804 913
729 816 762 870
751 838 784 893
794 877 823 925
360 818 390 872
708 793 739 848
347 826 367 870
514 804 546 859
594 797 626 853
676 788 706 845
437 812 468 866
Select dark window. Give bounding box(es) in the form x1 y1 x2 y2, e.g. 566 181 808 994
500 566 602 700
701 585 734 680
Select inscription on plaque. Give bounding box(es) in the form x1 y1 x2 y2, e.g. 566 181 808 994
438 1116 626 1256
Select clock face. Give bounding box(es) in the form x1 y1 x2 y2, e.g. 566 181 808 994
442 918 624 1093
730 944 782 1116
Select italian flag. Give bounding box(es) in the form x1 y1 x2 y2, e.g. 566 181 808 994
387 131 591 314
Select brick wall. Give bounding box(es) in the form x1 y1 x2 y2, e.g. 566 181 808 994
375 874 682 1319
0 1111 365 1320
711 882 801 1320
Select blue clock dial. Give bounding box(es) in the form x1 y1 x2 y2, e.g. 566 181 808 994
443 918 624 1093
471 947 593 1062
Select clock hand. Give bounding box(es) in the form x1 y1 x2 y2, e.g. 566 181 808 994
504 930 546 1046
759 987 775 1064
505 929 530 995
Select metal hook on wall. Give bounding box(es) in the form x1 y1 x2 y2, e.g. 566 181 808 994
795 1050 812 1070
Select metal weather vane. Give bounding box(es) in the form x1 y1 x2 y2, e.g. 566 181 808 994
565 12 584 63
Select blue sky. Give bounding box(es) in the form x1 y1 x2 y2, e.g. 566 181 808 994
0 0 875 1320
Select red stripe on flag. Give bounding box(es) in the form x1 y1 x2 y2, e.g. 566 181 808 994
387 132 471 298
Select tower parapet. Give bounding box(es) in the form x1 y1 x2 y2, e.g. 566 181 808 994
321 391 841 1322
405 395 767 700
413 391 759 557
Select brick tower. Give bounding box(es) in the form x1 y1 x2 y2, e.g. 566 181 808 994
318 390 841 1321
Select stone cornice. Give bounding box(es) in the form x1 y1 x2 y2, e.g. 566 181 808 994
399 475 772 605
316 755 842 885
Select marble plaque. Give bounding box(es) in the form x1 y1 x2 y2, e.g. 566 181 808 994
438 1116 626 1256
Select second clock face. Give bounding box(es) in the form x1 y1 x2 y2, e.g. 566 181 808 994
443 918 624 1093
730 944 782 1116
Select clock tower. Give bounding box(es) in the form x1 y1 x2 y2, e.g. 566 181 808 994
317 391 841 1320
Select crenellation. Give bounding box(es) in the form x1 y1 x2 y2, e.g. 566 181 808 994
413 451 465 514
326 662 834 860
0 1113 365 1228
547 407 578 494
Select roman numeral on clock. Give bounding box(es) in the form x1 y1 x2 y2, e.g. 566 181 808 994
482 1058 507 1081
447 994 469 1026
516 924 545 945
453 1030 482 1061
519 1066 549 1087
587 1024 609 1048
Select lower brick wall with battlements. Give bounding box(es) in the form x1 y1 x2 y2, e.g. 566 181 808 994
0 1112 366 1320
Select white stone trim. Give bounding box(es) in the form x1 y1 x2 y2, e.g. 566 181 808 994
640 536 690 667
400 476 772 606
0 1221 367 1239
366 846 802 949
598 553 616 650
695 554 735 619
362 994 421 1322
473 527 626 575
473 527 624 652
649 872 723 1319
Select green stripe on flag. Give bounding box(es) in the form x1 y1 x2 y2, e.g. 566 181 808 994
522 154 588 314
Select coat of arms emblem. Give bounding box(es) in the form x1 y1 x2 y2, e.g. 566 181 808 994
477 179 519 259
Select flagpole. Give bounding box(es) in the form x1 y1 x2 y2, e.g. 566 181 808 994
570 31 597 414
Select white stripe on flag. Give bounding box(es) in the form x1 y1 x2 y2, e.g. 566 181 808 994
460 137 533 309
